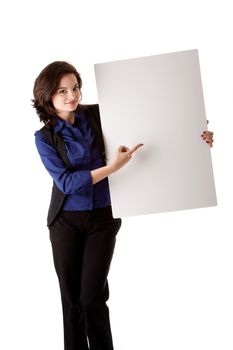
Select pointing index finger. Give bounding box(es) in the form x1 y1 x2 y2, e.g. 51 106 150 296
129 143 143 155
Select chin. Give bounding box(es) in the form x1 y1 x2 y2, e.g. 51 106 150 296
66 107 77 112
68 104 78 111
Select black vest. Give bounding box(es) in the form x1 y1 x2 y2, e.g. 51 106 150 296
39 104 106 226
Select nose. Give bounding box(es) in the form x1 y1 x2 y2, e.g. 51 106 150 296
66 90 78 101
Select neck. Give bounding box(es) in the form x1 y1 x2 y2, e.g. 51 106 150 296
58 111 75 124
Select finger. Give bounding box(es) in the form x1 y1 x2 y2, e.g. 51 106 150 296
202 137 214 144
203 131 213 135
203 134 214 140
206 140 213 147
206 137 214 143
119 145 129 152
124 147 130 152
201 137 214 142
129 143 143 155
201 131 213 138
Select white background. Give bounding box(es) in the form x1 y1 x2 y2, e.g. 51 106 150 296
0 1 232 349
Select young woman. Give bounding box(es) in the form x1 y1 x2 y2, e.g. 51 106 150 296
33 61 143 350
33 61 214 350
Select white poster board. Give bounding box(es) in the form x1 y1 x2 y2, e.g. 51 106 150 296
94 49 217 217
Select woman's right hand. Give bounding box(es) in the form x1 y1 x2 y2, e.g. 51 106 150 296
111 144 143 171
91 143 143 185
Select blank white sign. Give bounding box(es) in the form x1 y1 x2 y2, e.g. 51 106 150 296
94 49 217 217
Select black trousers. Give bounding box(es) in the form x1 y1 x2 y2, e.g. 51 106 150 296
49 206 121 350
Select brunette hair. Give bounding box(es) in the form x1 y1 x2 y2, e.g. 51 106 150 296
32 61 83 124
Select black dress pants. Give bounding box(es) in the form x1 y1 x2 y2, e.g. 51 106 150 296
48 206 121 350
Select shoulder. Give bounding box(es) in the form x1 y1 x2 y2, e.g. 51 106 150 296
34 124 55 146
88 104 100 113
34 124 51 137
78 103 100 115
78 104 101 127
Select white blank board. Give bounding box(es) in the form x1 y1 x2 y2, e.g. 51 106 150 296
94 49 217 217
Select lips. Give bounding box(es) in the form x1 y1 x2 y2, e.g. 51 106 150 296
66 100 78 105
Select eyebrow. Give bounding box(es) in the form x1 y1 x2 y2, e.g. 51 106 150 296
57 83 79 90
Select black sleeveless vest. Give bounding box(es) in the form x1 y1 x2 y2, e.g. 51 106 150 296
39 104 106 226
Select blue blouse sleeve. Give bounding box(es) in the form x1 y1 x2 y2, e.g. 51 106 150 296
35 131 93 196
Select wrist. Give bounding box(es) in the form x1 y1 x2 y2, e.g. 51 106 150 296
108 162 119 173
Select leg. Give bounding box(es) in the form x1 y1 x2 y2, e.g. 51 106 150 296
80 208 121 350
49 211 89 350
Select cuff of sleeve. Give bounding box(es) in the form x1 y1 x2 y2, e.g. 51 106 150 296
78 170 93 195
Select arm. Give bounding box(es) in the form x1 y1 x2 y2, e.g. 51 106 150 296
35 131 143 192
35 131 93 195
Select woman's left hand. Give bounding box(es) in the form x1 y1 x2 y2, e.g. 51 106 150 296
201 130 214 147
201 120 214 147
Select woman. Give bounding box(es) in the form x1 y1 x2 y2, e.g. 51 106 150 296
33 61 143 350
33 61 214 350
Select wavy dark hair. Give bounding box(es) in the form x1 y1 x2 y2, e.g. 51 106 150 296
32 61 85 125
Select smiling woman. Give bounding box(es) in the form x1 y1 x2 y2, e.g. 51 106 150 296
51 74 81 124
32 61 142 350
32 61 83 125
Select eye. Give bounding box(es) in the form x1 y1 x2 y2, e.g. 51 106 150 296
73 85 80 91
58 89 67 94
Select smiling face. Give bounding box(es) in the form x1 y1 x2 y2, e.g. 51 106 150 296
51 73 81 122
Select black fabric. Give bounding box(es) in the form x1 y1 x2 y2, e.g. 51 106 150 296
49 207 121 350
39 104 105 226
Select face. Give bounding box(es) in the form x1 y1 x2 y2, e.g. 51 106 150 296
51 73 81 120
